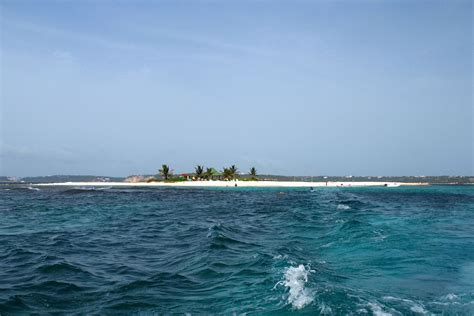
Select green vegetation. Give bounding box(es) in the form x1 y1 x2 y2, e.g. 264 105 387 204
205 167 216 180
222 168 230 180
151 164 260 182
195 165 204 180
164 176 188 183
250 167 257 180
229 165 238 179
221 165 238 180
159 164 171 180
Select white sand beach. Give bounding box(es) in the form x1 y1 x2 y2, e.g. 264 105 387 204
33 181 427 188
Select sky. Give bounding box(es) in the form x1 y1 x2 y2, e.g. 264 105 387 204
0 0 472 177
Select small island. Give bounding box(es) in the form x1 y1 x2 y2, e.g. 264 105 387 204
31 164 433 188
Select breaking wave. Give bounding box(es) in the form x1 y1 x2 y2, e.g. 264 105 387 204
337 204 351 210
277 264 314 309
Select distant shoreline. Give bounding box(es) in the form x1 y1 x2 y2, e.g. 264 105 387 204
4 175 471 185
33 181 429 188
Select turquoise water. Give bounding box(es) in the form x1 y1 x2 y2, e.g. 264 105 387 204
0 185 473 314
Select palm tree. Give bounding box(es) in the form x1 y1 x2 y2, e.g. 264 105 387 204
222 167 232 181
195 165 204 180
229 165 238 180
159 164 171 180
205 167 214 180
250 167 257 180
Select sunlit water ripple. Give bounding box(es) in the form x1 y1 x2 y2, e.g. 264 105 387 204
0 185 473 314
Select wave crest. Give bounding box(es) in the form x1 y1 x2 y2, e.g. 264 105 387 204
337 204 351 210
281 264 314 309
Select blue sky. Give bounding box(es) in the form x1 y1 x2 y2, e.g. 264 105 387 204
1 0 472 176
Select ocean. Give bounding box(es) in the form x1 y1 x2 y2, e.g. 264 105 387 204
0 185 473 314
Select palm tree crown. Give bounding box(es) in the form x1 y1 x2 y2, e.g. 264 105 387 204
222 167 232 180
195 165 204 180
222 165 238 180
229 165 238 179
159 164 171 180
250 167 257 177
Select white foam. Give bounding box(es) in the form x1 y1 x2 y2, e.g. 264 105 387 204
444 293 458 301
373 230 387 241
383 296 430 314
283 264 314 309
318 301 332 314
410 304 428 314
273 254 288 260
206 223 221 238
95 186 112 190
367 302 392 316
337 204 350 210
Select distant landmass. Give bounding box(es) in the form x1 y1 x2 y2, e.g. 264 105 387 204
258 175 474 185
0 175 472 185
0 175 125 183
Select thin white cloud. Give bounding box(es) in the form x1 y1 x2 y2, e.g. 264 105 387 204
140 27 279 57
2 15 141 52
3 12 279 60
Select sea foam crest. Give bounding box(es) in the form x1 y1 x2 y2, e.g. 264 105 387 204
443 293 458 301
383 295 428 314
337 204 350 210
283 264 314 309
367 302 392 316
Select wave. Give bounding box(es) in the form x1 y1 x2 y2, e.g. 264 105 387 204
4 186 41 192
442 293 458 301
273 254 289 260
332 197 367 209
339 219 364 230
112 271 199 294
93 186 112 190
206 223 224 239
276 264 314 310
382 296 430 314
61 187 166 195
26 280 85 293
36 261 87 275
367 302 393 316
0 295 30 313
318 301 333 314
337 204 351 210
206 223 260 251
62 187 102 194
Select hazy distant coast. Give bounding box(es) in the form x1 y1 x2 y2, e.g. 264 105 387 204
2 175 471 186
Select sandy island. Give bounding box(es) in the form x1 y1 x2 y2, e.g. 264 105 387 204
34 181 428 188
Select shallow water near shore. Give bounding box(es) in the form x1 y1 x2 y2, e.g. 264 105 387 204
0 185 473 314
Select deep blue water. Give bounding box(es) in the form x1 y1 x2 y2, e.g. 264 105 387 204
0 185 473 315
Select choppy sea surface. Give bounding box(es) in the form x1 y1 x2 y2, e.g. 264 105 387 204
0 185 473 315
